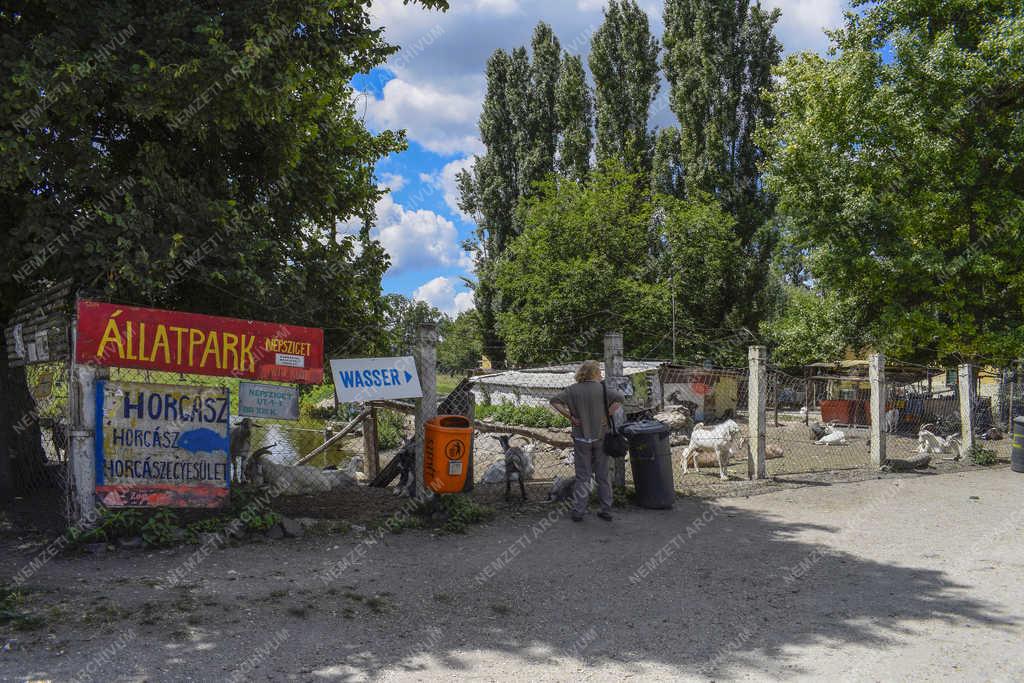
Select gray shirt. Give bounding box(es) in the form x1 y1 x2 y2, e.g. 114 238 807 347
551 381 625 441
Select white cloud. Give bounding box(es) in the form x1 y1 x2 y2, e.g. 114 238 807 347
420 156 476 221
362 78 484 156
372 194 473 273
763 0 846 54
378 172 406 191
413 276 476 316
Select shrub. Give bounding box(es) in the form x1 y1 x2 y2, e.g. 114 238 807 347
968 445 998 466
475 402 569 429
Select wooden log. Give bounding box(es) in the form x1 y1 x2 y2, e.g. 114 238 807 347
294 408 369 466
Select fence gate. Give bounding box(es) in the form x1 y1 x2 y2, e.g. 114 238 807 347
1 280 75 530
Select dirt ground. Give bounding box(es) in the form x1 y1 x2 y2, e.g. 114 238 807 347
2 467 1023 682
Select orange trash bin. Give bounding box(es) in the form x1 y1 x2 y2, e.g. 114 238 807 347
423 415 473 493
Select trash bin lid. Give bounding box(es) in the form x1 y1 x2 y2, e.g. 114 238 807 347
622 419 671 437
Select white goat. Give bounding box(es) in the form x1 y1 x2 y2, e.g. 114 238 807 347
681 420 743 480
917 424 962 458
248 450 357 495
815 424 848 445
884 407 900 433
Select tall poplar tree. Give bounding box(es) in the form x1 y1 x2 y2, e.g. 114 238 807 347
652 127 684 197
459 22 566 364
662 0 780 234
662 0 782 327
555 53 593 182
589 0 660 175
523 23 561 192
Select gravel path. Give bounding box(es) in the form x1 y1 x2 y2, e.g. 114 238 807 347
2 467 1022 681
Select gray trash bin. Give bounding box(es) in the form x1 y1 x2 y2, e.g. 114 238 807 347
622 419 675 509
1013 417 1024 473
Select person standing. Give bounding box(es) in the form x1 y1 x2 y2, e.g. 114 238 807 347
550 360 624 522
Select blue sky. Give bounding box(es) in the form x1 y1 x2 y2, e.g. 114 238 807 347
355 0 851 315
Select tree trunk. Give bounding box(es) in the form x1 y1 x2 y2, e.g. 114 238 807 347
0 340 49 492
0 348 13 502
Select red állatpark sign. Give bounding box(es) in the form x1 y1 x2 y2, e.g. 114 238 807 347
75 300 324 384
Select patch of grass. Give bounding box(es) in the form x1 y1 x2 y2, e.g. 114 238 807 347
433 592 453 604
968 445 998 466
475 402 570 429
376 408 408 450
342 591 365 603
0 585 44 631
268 589 289 600
436 495 494 534
141 508 180 548
489 603 511 616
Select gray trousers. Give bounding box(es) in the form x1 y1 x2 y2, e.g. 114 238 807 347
572 438 612 515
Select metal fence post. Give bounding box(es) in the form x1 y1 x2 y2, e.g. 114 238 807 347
604 332 625 488
747 346 767 479
869 353 887 467
414 323 438 501
958 363 976 459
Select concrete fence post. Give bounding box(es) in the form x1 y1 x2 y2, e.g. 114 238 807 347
71 362 104 524
958 364 976 460
747 346 767 480
604 332 625 488
414 323 438 501
869 353 887 467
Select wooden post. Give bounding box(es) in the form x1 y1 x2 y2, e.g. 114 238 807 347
363 406 379 479
604 332 625 488
747 346 767 479
414 323 438 500
958 363 975 459
869 353 887 467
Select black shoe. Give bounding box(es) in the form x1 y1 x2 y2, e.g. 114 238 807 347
597 511 613 522
571 513 584 522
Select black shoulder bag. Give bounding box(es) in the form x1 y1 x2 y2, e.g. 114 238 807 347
602 381 628 459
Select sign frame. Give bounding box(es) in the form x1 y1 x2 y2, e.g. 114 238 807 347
75 299 324 384
94 380 231 508
237 381 300 421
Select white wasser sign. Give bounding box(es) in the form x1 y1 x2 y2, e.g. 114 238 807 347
329 356 423 403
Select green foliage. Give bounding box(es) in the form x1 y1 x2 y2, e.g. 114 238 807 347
555 54 593 182
762 0 1024 364
494 163 752 364
590 0 660 174
383 294 446 355
436 495 495 534
67 508 144 546
375 409 407 451
438 310 483 372
0 585 43 631
476 402 570 429
761 285 873 366
1 0 448 358
968 445 998 467
140 508 180 548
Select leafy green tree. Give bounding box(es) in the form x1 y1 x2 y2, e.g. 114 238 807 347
0 0 447 492
438 310 484 373
382 294 445 356
494 163 747 364
762 0 1024 364
460 22 568 365
589 0 660 174
662 0 782 330
554 53 593 183
523 23 561 192
652 127 684 197
761 286 872 368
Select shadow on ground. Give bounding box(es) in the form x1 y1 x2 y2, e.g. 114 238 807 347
1 487 1016 680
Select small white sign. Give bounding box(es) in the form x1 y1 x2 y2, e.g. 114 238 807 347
238 382 300 421
275 353 305 368
329 356 423 403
